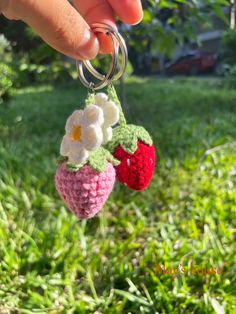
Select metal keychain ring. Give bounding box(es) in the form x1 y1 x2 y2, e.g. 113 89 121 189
76 23 128 90
83 23 128 82
77 31 118 90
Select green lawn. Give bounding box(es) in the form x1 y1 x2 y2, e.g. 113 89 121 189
0 77 235 313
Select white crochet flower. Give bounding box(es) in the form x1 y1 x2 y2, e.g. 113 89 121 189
94 93 119 144
60 105 104 165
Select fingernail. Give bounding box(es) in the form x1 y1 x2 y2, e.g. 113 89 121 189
77 29 99 60
78 28 91 47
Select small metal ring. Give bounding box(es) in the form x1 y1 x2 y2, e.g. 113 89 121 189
83 23 128 81
76 23 128 90
77 31 118 90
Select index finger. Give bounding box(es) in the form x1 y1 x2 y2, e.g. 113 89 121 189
73 0 143 54
2 0 99 60
107 0 143 25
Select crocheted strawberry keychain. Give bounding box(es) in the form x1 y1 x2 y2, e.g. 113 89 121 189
106 85 155 191
55 86 155 219
55 23 156 219
55 92 120 219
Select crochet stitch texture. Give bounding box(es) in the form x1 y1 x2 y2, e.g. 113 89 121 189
55 161 116 219
113 141 155 190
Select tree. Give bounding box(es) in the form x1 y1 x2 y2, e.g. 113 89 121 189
229 0 235 29
128 0 230 73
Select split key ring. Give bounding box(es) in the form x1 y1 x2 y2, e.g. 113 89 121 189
76 23 128 91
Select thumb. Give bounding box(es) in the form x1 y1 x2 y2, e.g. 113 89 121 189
0 0 9 12
2 0 99 60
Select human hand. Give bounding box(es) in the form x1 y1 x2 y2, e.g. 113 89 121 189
1 0 143 60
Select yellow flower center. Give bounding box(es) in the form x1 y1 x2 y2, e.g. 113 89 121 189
70 124 82 141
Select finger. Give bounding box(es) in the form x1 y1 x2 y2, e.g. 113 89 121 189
72 0 116 54
107 0 143 25
0 0 10 13
3 0 99 60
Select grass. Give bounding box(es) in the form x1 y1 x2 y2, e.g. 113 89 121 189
0 77 235 313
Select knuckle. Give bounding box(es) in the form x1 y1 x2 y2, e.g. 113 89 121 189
52 11 79 53
54 25 68 43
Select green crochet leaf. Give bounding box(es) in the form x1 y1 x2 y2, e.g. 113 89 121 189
66 147 120 173
134 125 153 146
88 147 120 172
107 85 127 126
106 124 153 154
66 160 86 172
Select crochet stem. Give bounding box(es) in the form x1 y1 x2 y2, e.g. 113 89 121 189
108 84 127 126
85 92 95 106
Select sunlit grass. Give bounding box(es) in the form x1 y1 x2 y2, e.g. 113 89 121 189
0 77 235 313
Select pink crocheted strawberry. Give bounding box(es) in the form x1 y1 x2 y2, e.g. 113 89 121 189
55 157 116 219
107 86 156 190
55 94 120 219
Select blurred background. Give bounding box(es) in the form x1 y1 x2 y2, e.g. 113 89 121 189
1 0 236 99
0 1 236 313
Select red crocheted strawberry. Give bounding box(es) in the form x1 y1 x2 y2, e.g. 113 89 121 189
113 140 155 190
107 86 156 191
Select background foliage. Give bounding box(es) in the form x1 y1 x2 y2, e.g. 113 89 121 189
221 27 236 65
0 35 16 103
0 0 232 87
128 0 230 73
131 0 230 55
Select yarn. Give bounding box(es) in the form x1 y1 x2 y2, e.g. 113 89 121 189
55 161 116 219
55 87 156 219
66 147 120 172
107 124 153 154
113 140 155 190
